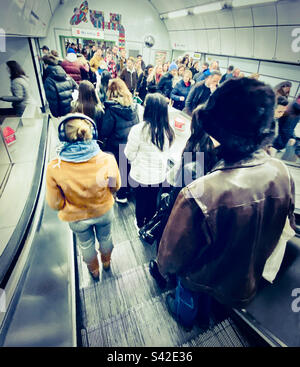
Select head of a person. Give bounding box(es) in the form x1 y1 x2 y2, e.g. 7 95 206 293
233 68 241 78
205 71 222 88
183 70 192 84
42 45 50 55
275 81 292 97
250 73 260 80
127 57 135 70
210 61 219 71
168 62 178 77
77 53 88 66
107 78 133 106
71 43 76 49
51 50 59 58
63 117 94 143
228 65 234 74
95 49 102 58
42 54 58 67
105 51 112 63
101 70 112 90
120 48 126 58
184 105 217 174
75 80 99 119
182 56 189 66
274 96 289 119
143 93 174 151
162 63 169 73
178 65 185 77
202 62 209 71
200 78 276 163
156 64 163 76
112 45 118 55
92 45 97 51
135 59 142 69
145 64 154 77
137 54 142 61
6 60 26 80
193 61 200 71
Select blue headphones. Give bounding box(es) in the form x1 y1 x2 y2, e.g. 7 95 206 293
58 113 98 142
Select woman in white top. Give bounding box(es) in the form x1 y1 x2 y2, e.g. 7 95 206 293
125 93 175 228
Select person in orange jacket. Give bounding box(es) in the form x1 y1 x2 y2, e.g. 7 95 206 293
46 113 121 279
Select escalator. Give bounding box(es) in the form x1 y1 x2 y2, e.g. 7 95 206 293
1 114 300 347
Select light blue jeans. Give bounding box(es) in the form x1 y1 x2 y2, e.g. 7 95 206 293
69 208 114 263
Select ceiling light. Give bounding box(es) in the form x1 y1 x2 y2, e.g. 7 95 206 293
232 0 278 7
193 2 222 15
167 9 189 19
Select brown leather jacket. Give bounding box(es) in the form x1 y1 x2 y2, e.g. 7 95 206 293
157 150 295 307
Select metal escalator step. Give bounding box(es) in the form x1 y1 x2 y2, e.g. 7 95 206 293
180 318 249 347
79 263 167 329
83 294 209 347
76 236 157 289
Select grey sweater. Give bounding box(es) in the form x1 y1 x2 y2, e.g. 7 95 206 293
1 76 33 116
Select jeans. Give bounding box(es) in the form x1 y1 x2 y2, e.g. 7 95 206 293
174 279 211 328
69 208 114 263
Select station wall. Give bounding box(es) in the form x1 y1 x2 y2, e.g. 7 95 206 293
163 0 300 65
42 0 172 66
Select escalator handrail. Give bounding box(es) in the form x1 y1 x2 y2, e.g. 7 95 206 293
0 114 49 287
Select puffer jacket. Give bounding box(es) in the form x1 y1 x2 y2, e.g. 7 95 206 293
44 65 77 118
124 121 172 185
60 59 82 84
157 150 295 308
100 100 139 153
171 79 192 111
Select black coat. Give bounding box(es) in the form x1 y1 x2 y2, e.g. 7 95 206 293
137 73 148 103
100 100 139 152
157 72 174 98
184 81 211 116
44 65 77 118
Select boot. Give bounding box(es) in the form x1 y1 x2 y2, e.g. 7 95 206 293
101 252 111 271
86 255 100 280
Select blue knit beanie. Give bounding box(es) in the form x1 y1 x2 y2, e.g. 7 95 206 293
168 62 178 72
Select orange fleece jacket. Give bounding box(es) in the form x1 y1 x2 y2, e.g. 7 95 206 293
46 151 121 222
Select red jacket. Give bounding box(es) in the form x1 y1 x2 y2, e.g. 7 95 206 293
60 60 82 84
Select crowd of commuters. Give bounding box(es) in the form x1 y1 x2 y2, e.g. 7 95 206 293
3 42 297 331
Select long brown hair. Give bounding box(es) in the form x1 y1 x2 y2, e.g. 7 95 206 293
106 78 133 106
73 80 102 119
6 60 26 80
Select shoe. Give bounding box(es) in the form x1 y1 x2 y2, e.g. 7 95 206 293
165 293 193 332
149 260 167 289
101 253 111 271
115 197 128 204
87 256 100 280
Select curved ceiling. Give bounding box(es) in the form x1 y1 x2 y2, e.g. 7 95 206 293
1 0 300 64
